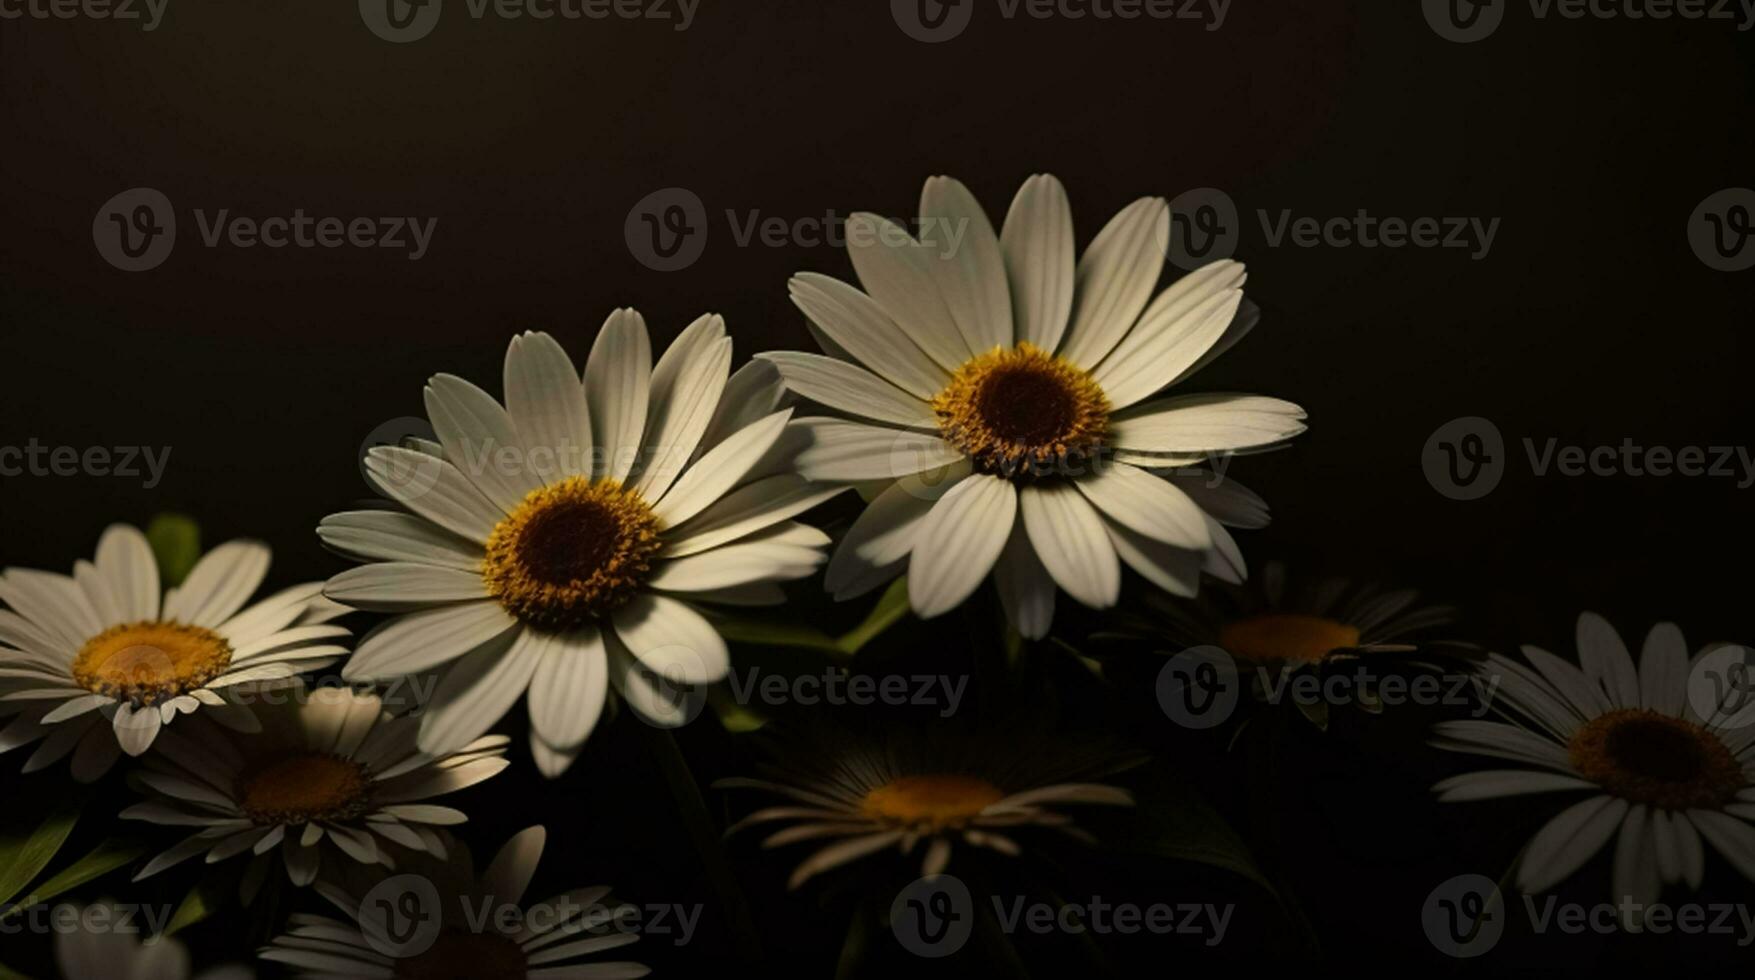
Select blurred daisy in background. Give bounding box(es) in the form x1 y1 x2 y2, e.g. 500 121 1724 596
320 315 843 778
762 173 1305 638
1108 560 1477 730
1433 613 1755 920
0 524 346 781
125 687 508 887
260 825 648 978
54 900 252 980
719 724 1142 889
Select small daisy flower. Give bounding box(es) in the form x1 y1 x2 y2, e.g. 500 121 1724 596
1116 560 1476 729
259 826 648 979
761 174 1305 638
320 314 843 778
124 686 509 886
54 900 252 980
720 726 1140 889
0 524 346 781
1433 613 1755 915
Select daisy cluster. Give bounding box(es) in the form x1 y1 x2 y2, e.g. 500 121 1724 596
1 174 1748 977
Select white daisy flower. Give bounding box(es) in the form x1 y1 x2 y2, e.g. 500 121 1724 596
1111 560 1478 729
123 686 509 887
760 174 1306 638
720 726 1140 889
54 900 251 980
320 314 842 778
1433 612 1755 918
0 524 346 781
259 826 648 979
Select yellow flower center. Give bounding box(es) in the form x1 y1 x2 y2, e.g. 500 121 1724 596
1218 614 1362 665
861 774 1006 829
483 476 662 629
238 752 374 825
1568 709 1744 810
933 343 1110 479
71 622 233 707
392 933 527 980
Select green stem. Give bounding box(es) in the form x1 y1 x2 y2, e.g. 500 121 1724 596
646 727 763 963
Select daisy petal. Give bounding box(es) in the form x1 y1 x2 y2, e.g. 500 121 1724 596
1020 482 1121 610
756 352 937 429
584 308 653 484
1058 196 1168 369
1001 173 1076 352
906 474 1017 620
920 175 1013 353
504 330 592 481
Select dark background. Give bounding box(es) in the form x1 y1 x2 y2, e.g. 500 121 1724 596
2 1 1752 974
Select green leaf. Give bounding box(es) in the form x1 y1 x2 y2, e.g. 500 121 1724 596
713 618 843 656
1111 766 1276 900
0 959 34 980
833 577 910 655
0 797 83 909
145 513 201 588
0 839 145 918
165 873 229 936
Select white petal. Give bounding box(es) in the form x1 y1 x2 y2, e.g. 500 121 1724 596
756 352 937 429
906 474 1016 619
842 214 972 371
993 524 1054 640
919 175 1013 353
1638 621 1689 715
418 630 543 755
527 628 610 750
654 409 793 526
788 271 950 399
1104 519 1203 598
364 447 504 543
1432 770 1600 802
1058 196 1169 368
1576 612 1639 709
425 373 540 512
788 417 963 482
1019 483 1121 610
343 602 520 681
824 467 971 596
1073 463 1211 550
1688 809 1755 883
647 539 823 592
611 594 729 685
1516 795 1627 893
317 510 485 573
605 633 691 728
1110 394 1308 454
94 523 160 622
324 563 486 611
634 316 731 501
1000 173 1076 352
161 540 271 627
584 308 653 484
113 702 163 756
696 360 788 461
504 330 592 481
1092 263 1245 409
484 826 546 907
663 474 847 558
0 570 100 649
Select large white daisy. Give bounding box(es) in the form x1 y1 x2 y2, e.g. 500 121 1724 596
0 524 346 781
761 174 1306 638
124 686 509 887
259 826 648 979
1433 613 1755 917
321 314 843 778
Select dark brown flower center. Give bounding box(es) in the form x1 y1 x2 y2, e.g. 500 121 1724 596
1568 709 1744 809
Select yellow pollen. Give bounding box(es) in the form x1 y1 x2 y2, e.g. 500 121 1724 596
861 774 1006 829
1568 709 1744 810
1219 614 1362 665
71 622 232 707
483 476 662 629
238 752 374 825
933 343 1110 479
